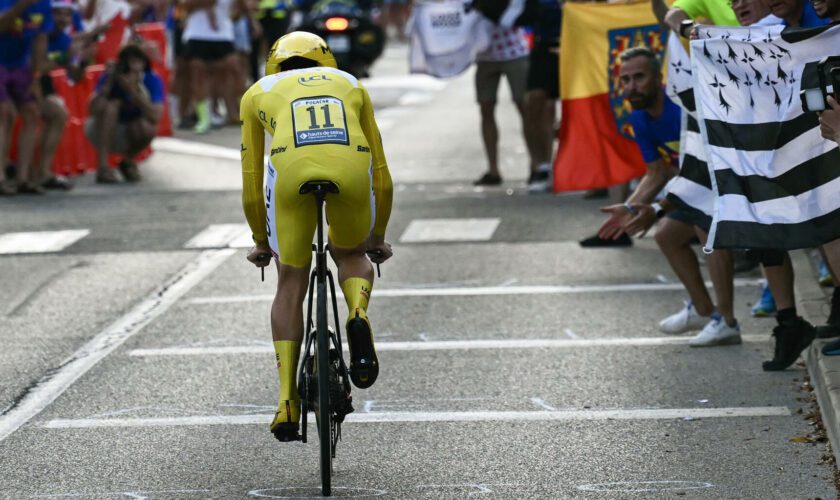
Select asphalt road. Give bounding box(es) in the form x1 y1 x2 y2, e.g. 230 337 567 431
0 42 836 499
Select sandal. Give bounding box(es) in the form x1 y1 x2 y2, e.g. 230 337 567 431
17 181 46 195
473 172 502 186
118 160 141 183
96 169 120 184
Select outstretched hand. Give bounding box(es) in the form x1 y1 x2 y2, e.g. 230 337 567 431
624 203 657 238
597 204 632 240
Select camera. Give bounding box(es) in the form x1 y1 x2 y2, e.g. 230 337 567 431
800 56 840 112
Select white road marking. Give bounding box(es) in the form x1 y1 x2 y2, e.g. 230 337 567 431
152 137 243 161
41 406 791 429
184 278 762 304
529 398 556 411
0 249 236 444
126 334 769 357
361 75 448 91
563 328 580 339
399 218 501 243
184 224 252 249
0 230 90 254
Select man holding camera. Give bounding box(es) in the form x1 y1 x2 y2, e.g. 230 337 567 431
84 44 163 183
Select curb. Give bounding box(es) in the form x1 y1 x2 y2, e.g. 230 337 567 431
791 250 840 465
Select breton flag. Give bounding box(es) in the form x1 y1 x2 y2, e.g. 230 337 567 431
554 1 666 192
692 23 840 250
665 32 714 231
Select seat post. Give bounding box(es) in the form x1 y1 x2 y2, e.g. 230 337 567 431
314 187 328 283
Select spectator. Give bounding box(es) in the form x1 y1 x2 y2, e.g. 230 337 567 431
522 0 561 193
470 0 531 186
182 0 240 134
811 0 840 355
382 0 411 41
84 44 163 183
656 0 738 33
36 0 82 191
769 0 827 26
0 0 53 196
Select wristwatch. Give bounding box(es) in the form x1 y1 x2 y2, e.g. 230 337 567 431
651 202 666 219
679 20 694 38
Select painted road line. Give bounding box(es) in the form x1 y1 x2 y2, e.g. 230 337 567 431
184 224 252 249
42 406 791 429
126 335 769 357
152 137 243 161
0 230 90 254
184 279 762 304
361 74 448 91
0 249 236 444
400 218 501 243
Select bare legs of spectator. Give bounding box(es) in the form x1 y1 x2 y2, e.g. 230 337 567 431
173 55 194 128
15 101 43 194
37 95 70 189
93 99 120 183
523 88 556 175
216 53 242 124
189 57 211 134
695 228 736 326
478 99 526 183
0 101 14 195
655 217 716 316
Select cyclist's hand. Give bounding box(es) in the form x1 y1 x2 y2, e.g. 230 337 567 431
366 237 392 264
247 243 273 267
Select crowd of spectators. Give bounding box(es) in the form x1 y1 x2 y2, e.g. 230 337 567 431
0 0 412 195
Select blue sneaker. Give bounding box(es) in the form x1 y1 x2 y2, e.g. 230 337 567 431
751 283 776 317
819 259 834 287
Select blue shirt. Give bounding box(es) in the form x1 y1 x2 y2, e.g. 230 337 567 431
97 70 165 122
784 1 829 27
0 0 54 68
630 91 682 165
47 30 71 66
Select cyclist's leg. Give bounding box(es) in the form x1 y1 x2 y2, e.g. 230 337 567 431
267 161 318 438
324 163 379 388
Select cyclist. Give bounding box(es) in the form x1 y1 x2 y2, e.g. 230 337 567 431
240 31 394 442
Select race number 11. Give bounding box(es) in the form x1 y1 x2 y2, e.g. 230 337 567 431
292 96 349 147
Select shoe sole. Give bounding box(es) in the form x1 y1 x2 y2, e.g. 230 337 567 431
347 318 378 389
689 335 742 347
270 422 301 442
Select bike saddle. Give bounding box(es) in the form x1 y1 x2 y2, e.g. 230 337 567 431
299 180 340 195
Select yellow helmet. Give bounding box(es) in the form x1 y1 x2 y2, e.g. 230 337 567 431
266 32 338 75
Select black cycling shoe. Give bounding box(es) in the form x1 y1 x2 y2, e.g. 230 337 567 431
762 317 816 371
271 422 301 442
347 313 379 389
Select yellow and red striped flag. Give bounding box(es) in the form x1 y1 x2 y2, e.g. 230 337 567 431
554 1 667 192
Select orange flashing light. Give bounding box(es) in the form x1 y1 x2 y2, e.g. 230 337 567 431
325 17 349 31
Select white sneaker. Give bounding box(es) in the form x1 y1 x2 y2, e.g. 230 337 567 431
689 317 742 347
659 301 710 334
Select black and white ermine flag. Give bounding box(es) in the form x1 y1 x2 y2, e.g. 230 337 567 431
691 23 840 250
665 32 714 232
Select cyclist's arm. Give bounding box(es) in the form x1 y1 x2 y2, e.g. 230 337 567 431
359 84 393 237
240 87 268 244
